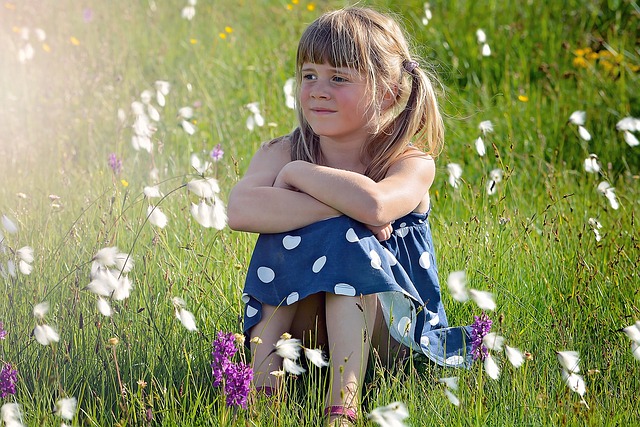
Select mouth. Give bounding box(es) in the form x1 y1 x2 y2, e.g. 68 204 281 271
310 108 336 114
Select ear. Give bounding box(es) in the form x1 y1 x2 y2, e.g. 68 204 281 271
380 84 398 111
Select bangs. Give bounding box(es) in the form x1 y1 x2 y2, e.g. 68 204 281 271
296 13 366 71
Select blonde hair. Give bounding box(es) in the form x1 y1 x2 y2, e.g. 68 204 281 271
286 6 444 182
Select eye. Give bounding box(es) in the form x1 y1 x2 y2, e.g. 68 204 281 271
302 73 316 81
332 75 349 83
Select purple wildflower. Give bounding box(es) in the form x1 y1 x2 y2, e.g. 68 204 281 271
209 144 224 162
471 312 492 361
224 362 253 408
0 363 18 398
0 322 7 340
108 153 123 176
211 331 253 408
83 8 94 23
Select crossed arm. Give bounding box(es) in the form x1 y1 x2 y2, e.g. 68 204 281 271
227 139 435 236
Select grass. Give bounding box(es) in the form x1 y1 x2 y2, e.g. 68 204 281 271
0 0 639 425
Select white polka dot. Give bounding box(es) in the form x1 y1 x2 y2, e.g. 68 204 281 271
286 292 299 305
345 228 359 242
282 235 301 250
444 355 465 366
418 252 431 269
383 248 397 266
428 312 440 326
334 283 356 296
370 250 382 269
420 336 431 348
246 306 258 318
241 293 250 304
397 316 411 336
400 222 407 228
395 227 409 238
257 266 275 283
312 256 326 273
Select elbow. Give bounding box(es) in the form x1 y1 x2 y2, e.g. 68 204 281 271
356 196 389 227
226 191 248 231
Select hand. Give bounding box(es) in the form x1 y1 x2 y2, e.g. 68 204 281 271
366 222 393 241
273 163 296 190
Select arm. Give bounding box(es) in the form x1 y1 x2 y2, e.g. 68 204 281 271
275 150 435 227
227 140 341 233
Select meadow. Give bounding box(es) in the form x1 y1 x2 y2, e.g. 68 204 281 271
0 0 639 425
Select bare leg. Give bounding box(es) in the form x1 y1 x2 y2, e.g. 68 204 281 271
325 293 377 425
250 303 297 390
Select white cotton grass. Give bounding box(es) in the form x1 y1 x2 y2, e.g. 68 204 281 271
147 205 168 229
447 270 496 310
172 297 198 332
303 348 329 368
622 320 640 361
446 163 463 188
482 332 506 352
505 345 524 368
275 336 302 360
181 0 197 20
367 401 409 427
588 218 602 242
245 102 265 131
568 110 591 141
615 116 640 147
2 215 18 235
16 246 34 275
55 397 77 421
469 289 496 311
143 185 163 198
438 377 460 406
484 353 500 380
187 178 220 199
190 153 211 175
155 80 171 107
33 301 60 345
188 178 227 230
556 350 588 406
486 168 503 196
475 29 491 57
596 181 619 210
97 297 112 317
1 402 24 427
421 2 433 26
583 154 601 174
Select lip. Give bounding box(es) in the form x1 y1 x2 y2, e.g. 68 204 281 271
309 108 336 114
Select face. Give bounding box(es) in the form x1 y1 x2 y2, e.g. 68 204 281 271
299 62 375 144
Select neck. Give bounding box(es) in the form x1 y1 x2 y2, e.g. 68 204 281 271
318 136 368 173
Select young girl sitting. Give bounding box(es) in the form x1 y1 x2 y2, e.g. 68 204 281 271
228 6 471 426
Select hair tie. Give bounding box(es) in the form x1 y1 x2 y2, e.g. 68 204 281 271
403 60 419 74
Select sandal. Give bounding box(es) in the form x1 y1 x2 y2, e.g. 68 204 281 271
324 406 357 425
255 385 275 397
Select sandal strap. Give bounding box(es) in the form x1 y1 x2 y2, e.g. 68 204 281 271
324 406 358 422
255 385 275 396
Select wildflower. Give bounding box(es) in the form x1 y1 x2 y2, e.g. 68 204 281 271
191 153 211 175
438 376 458 391
446 270 468 302
108 153 122 175
143 185 163 198
446 163 463 188
0 322 6 340
583 154 600 173
469 289 496 311
615 116 640 132
623 130 639 147
622 321 640 361
2 215 18 235
155 80 171 107
210 144 224 162
172 298 198 332
34 324 60 345
187 178 220 198
275 336 302 360
83 8 93 23
568 110 591 141
562 369 586 397
556 350 580 373
283 78 296 109
33 302 49 320
486 168 503 196
190 198 227 230
470 312 492 361
1 403 23 427
0 364 18 398
367 401 409 427
147 205 168 228
181 5 196 20
444 388 460 406
92 247 133 274
422 3 432 26
479 120 493 135
475 29 486 44
54 397 77 421
303 348 329 368
518 94 529 102
211 332 254 408
596 181 619 210
484 353 500 379
505 345 524 368
69 36 80 46
474 136 486 156
482 332 505 352
97 298 112 317
245 102 265 131
588 218 602 242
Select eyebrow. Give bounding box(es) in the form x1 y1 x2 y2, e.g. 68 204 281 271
301 65 357 75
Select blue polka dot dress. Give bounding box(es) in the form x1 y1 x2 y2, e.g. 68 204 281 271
242 211 472 368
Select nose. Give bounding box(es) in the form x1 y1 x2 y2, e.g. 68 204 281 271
310 82 330 100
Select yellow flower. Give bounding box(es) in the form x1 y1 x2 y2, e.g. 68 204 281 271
121 179 129 187
219 33 226 39
586 51 599 61
573 56 588 68
12 26 20 33
307 3 315 11
573 47 592 57
190 38 197 44
5 2 16 10
225 26 233 33
286 4 292 10
42 43 51 52
70 36 80 46
518 94 529 102
292 0 299 4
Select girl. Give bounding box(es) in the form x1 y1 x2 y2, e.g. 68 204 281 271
228 7 471 426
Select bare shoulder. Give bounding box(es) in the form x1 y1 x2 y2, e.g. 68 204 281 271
388 147 436 178
236 136 292 187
